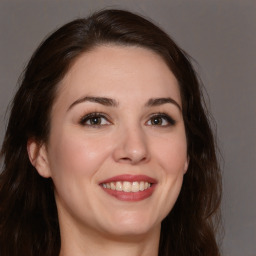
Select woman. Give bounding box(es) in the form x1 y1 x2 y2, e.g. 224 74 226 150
0 9 222 256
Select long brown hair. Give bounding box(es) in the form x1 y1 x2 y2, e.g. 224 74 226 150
0 9 222 256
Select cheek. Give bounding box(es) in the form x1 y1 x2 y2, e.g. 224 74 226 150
152 134 188 174
47 131 112 181
46 131 114 220
151 133 187 212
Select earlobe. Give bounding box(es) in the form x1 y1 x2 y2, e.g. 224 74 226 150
184 155 190 174
27 139 51 178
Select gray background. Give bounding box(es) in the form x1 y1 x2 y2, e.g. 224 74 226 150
0 0 255 255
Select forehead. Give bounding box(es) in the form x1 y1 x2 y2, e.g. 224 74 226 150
55 45 181 107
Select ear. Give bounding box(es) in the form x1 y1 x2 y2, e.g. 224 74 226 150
183 155 190 174
27 139 51 178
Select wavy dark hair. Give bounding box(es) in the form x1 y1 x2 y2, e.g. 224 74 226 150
0 9 222 256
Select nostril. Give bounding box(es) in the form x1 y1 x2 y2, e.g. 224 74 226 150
112 133 149 164
119 155 148 165
119 157 132 162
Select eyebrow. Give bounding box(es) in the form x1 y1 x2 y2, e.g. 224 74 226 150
67 96 119 111
67 96 181 111
146 97 181 111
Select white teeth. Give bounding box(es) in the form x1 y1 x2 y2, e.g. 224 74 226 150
139 181 144 191
102 181 152 192
110 182 116 190
131 181 140 192
123 181 131 192
116 181 122 191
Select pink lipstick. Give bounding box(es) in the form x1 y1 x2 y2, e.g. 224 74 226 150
99 175 157 201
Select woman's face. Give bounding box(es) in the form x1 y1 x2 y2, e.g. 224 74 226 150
34 45 188 238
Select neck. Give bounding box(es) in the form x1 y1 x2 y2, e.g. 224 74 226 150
59 223 161 256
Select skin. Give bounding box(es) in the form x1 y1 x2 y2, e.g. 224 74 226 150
28 45 189 256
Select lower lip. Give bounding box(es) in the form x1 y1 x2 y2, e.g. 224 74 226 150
101 184 156 201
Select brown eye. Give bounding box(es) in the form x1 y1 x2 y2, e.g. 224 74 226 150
88 117 103 125
80 113 110 126
151 116 163 125
146 113 176 127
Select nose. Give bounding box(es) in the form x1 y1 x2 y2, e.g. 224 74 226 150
113 125 150 165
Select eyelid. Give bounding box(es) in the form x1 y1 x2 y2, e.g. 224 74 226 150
78 111 176 127
146 112 176 126
79 112 112 126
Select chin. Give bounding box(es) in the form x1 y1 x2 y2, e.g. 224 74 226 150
101 212 160 237
104 224 159 239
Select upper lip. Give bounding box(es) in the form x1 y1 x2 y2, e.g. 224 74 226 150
99 174 157 184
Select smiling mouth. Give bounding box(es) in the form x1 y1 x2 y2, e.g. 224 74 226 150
101 181 152 192
99 175 157 201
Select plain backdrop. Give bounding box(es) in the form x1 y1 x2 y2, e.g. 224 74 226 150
0 1 255 255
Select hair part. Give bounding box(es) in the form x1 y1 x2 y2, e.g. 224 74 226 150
0 9 222 256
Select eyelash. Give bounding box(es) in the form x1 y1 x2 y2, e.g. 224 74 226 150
79 112 111 127
79 112 176 127
146 113 176 127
